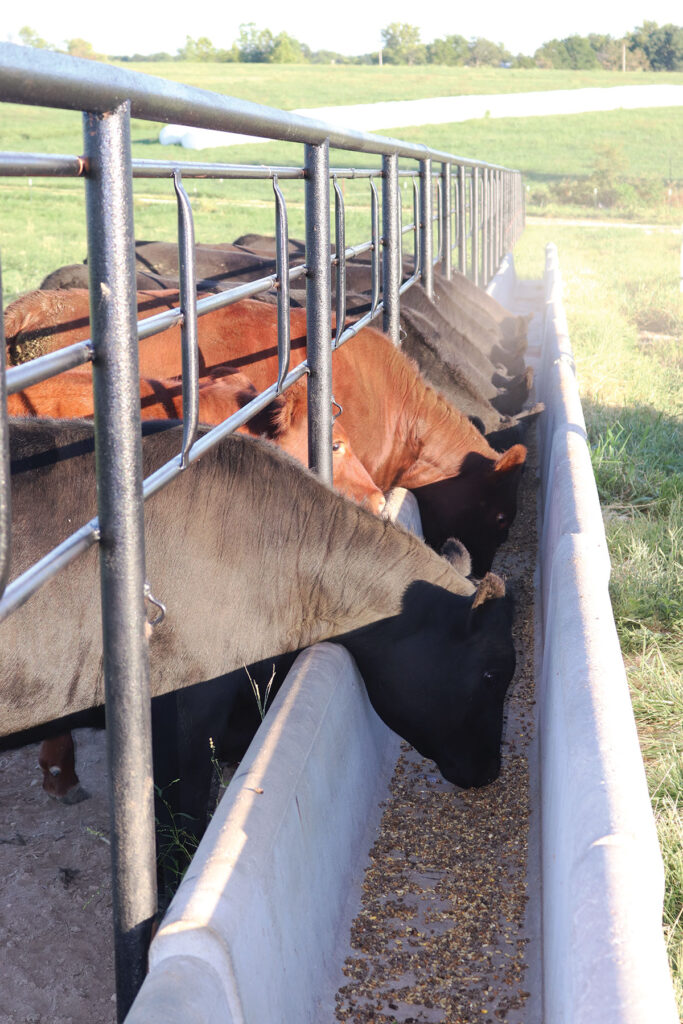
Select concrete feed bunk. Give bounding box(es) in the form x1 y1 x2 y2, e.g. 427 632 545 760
125 249 677 1024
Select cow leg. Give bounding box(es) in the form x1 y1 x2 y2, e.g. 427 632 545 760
38 732 90 804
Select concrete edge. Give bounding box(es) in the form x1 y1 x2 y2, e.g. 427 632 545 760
125 642 400 1024
538 242 678 1024
486 251 518 308
383 486 424 537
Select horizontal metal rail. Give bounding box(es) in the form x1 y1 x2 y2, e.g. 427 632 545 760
0 43 518 170
0 153 429 182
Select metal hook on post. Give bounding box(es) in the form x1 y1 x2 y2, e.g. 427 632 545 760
273 174 291 393
143 581 166 628
333 176 346 349
172 169 199 468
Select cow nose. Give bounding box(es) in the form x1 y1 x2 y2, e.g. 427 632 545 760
367 492 386 516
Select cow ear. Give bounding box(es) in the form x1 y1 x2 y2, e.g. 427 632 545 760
493 443 526 476
468 572 506 632
277 378 307 435
439 537 472 577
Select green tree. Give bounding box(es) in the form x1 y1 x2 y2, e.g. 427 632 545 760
629 21 683 70
177 35 217 61
381 23 426 65
237 23 275 62
269 32 305 63
65 38 104 61
534 38 565 68
563 35 600 69
215 45 240 63
17 26 54 49
587 34 621 69
512 53 536 69
533 35 598 69
467 37 510 67
428 34 468 65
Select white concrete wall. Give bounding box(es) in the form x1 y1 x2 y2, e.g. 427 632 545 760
486 252 518 309
537 243 678 1024
126 643 400 1024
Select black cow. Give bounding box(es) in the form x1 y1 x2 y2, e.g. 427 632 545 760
4 419 516 862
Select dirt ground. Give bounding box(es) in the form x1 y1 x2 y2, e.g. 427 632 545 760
0 728 117 1024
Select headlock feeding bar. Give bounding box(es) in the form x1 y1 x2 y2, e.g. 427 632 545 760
0 41 523 1020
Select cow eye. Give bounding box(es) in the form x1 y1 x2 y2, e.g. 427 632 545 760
483 670 496 684
332 441 345 454
495 512 508 529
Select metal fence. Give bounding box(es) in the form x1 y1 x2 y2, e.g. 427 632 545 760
0 41 524 1020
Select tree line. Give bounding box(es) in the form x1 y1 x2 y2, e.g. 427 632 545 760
15 20 683 71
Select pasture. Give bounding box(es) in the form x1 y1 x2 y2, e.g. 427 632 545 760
2 64 682 303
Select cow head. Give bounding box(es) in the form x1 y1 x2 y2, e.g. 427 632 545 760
412 444 526 577
355 575 515 789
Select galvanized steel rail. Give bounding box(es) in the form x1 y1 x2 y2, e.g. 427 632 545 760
0 40 524 1020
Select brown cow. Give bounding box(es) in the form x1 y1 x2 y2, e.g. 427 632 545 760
5 289 525 575
7 363 385 518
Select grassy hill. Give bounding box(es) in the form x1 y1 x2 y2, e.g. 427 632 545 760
1 62 682 297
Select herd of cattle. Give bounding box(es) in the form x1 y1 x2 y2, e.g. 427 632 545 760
2 235 541 888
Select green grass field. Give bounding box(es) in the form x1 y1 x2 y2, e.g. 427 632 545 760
1 63 682 302
1 60 682 1009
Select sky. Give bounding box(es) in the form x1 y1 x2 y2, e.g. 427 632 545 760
2 0 682 60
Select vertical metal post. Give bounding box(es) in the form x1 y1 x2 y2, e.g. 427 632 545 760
472 167 480 287
0 259 10 597
382 153 401 345
491 169 498 273
457 164 467 274
420 157 433 300
518 173 524 245
83 102 156 1022
491 171 496 276
467 171 474 280
503 172 509 253
304 141 332 484
434 176 442 271
481 168 489 285
441 162 452 280
496 169 503 268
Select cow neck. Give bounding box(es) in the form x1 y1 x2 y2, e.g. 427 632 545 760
143 431 474 666
395 380 499 489
333 329 499 491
